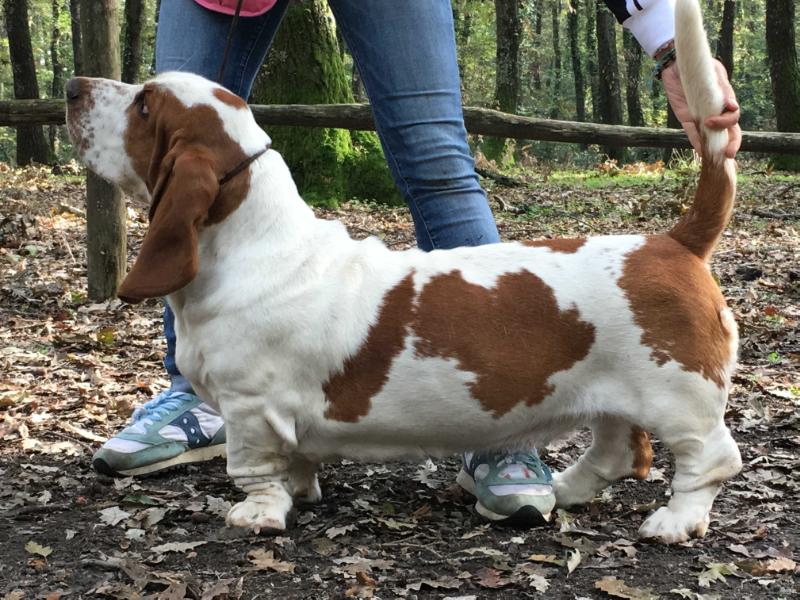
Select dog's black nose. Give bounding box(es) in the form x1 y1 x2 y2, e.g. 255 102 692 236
65 78 81 101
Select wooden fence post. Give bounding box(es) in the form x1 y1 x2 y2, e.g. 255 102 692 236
79 0 126 301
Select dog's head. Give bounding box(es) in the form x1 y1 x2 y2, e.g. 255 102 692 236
65 72 271 302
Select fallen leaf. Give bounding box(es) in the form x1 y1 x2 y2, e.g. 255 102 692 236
205 495 231 519
150 541 207 555
698 562 738 588
566 549 582 575
528 553 565 566
125 528 145 541
248 549 295 573
141 507 168 529
24 541 52 557
461 546 507 558
311 537 337 556
726 543 750 557
764 556 796 572
98 506 131 526
326 523 357 539
529 574 549 592
475 567 509 588
595 576 659 599
406 576 463 592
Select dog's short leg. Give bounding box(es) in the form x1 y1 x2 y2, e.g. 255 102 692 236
287 455 322 504
220 398 296 533
639 420 741 544
554 417 652 507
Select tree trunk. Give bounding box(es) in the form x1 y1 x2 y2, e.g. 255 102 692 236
623 30 644 127
253 0 352 201
121 0 145 83
483 0 521 161
584 0 598 120
717 0 735 79
567 1 584 122
766 0 800 169
50 0 65 150
495 0 521 114
5 0 53 165
661 104 690 164
549 0 562 119
80 0 126 300
453 0 473 80
595 2 623 160
252 0 399 205
69 0 83 75
532 4 543 90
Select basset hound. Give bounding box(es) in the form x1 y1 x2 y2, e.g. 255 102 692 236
66 0 741 544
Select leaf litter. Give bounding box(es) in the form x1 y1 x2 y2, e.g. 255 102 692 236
0 163 798 598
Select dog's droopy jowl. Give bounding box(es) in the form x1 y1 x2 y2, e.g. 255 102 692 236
67 0 742 544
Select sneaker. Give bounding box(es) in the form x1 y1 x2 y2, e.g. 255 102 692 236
92 391 226 477
457 449 555 525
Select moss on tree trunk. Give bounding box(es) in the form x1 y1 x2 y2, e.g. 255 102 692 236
251 0 400 206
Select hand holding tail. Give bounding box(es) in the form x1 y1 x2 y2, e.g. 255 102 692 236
664 0 742 160
662 60 741 159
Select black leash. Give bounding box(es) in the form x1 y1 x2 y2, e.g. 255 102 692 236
217 0 246 84
218 147 269 186
214 0 270 187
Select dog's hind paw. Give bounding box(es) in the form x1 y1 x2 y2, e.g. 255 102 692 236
226 489 294 534
638 505 710 544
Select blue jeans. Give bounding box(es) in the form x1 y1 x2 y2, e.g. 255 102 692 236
156 0 500 391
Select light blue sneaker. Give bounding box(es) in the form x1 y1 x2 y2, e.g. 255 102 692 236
92 391 226 477
457 449 555 525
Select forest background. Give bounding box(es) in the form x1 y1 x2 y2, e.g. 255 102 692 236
1 0 799 204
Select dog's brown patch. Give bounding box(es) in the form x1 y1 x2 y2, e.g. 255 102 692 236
123 85 251 226
630 426 653 480
115 82 257 300
323 275 416 422
213 87 248 109
619 235 731 387
413 270 595 417
324 269 595 422
524 238 586 253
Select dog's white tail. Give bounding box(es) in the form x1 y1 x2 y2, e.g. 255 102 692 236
669 0 736 262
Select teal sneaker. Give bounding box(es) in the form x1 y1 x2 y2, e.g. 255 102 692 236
92 391 226 477
457 449 555 525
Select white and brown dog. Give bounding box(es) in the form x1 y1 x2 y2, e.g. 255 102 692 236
67 0 741 544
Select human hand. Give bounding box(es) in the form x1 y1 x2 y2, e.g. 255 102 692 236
661 59 741 159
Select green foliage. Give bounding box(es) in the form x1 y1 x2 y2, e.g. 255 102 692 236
0 0 793 174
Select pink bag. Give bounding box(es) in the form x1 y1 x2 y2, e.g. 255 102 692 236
194 0 278 17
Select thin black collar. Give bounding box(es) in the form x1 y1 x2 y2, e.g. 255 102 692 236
218 146 269 186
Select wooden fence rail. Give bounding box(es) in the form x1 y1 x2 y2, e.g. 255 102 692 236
2 98 800 154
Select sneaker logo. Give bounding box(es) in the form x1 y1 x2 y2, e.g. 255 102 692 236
171 411 210 448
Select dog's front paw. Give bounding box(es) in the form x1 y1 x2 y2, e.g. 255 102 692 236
552 469 604 507
297 476 322 504
226 488 294 533
638 505 710 544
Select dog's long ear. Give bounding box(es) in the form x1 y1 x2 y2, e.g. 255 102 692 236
118 146 219 303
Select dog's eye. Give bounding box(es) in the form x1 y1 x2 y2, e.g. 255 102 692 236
135 93 149 117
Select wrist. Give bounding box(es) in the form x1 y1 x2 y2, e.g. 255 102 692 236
654 40 676 80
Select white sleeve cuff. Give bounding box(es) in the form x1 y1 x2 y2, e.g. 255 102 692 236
622 0 676 57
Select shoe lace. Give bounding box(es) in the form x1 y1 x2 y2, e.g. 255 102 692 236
130 391 189 425
503 450 552 481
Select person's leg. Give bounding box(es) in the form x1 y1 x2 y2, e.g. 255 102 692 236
92 0 290 477
329 0 554 523
329 0 498 252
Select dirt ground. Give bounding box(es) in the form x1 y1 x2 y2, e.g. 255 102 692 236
1 161 798 599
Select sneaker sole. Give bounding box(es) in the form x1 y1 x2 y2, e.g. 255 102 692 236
93 444 227 477
456 468 552 526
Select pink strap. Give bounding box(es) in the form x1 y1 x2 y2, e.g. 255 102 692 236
194 0 278 17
